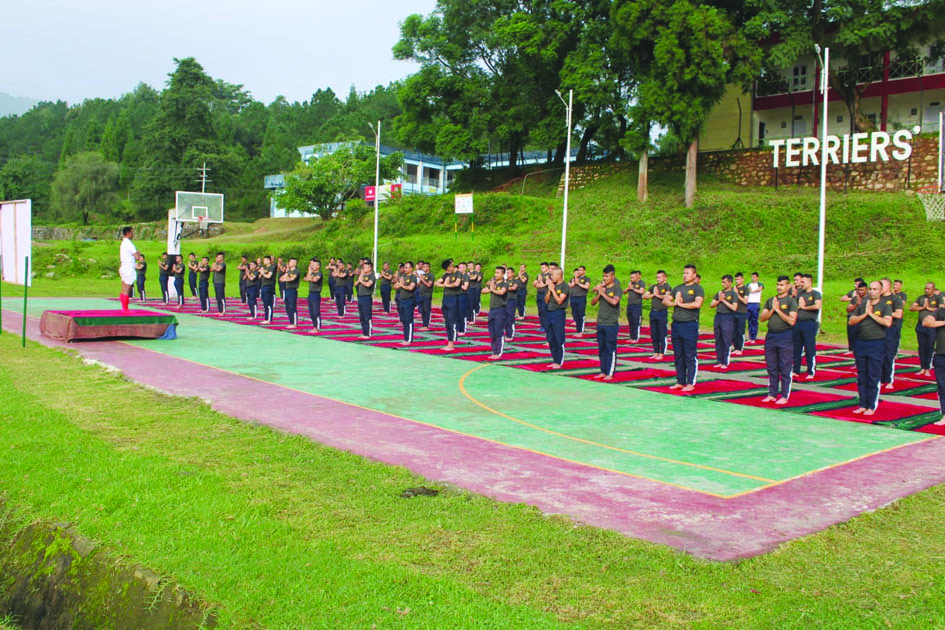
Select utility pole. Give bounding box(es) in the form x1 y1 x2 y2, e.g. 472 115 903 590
196 162 212 193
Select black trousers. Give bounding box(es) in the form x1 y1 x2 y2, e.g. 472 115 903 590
398 296 415 342
597 324 618 376
671 320 699 385
855 338 884 410
380 285 392 313
284 288 298 325
650 311 668 354
307 293 322 328
917 325 937 370
793 319 818 375
357 295 373 336
714 313 734 366
488 308 506 356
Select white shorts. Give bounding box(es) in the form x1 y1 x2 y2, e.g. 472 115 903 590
120 266 137 285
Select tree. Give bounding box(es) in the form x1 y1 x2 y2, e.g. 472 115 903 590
612 0 761 207
0 155 56 218
747 0 945 133
274 142 403 219
50 152 120 224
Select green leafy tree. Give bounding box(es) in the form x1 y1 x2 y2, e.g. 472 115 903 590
612 0 761 207
747 0 945 133
0 155 56 218
50 151 120 224
274 142 403 219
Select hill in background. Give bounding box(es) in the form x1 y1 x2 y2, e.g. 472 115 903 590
0 92 40 117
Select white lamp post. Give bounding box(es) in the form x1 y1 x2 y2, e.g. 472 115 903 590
368 121 381 270
555 89 573 270
814 45 829 300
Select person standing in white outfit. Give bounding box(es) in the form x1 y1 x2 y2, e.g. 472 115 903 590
118 226 137 312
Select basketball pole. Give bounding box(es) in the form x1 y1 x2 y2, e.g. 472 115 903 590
938 111 944 192
369 121 381 271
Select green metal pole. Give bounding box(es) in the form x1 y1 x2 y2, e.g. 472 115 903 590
21 256 28 348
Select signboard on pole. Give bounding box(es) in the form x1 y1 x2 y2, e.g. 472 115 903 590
454 193 474 214
365 184 403 203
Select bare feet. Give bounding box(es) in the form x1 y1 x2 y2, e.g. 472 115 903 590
681 384 695 392
805 374 815 381
357 335 370 340
286 325 297 330
550 363 562 370
761 395 776 403
731 350 742 356
602 375 614 381
442 345 455 352
487 354 501 360
399 341 410 346
669 383 684 390
863 409 875 416
592 373 606 379
716 364 728 371
852 407 866 414
934 416 945 426
775 397 789 405
884 383 894 390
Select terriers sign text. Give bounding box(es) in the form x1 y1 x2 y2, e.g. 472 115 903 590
769 130 914 168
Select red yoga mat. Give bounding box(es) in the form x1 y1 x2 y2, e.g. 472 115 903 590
810 401 939 423
723 389 852 409
571 367 676 383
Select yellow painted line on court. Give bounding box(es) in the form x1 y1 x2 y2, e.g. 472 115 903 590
458 363 779 484
722 433 942 499
74 328 738 500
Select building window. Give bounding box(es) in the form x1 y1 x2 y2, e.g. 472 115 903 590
837 115 843 123
792 66 808 90
781 122 787 129
911 108 918 116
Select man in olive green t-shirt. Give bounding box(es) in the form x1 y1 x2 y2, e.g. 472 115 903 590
848 280 892 415
544 266 570 368
592 264 622 380
665 264 704 391
760 275 798 404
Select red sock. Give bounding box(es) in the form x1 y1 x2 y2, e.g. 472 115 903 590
119 294 130 311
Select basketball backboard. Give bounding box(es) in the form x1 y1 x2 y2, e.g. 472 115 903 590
175 191 224 224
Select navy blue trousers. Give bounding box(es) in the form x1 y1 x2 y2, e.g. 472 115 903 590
733 313 747 351
650 311 668 355
571 296 587 333
882 323 901 384
335 287 346 316
793 319 819 375
198 281 209 312
442 296 459 341
747 303 760 341
626 303 642 340
714 313 734 366
934 354 945 415
545 309 566 364
536 292 548 331
357 295 373 336
457 294 469 333
136 275 146 300
174 276 184 307
261 285 275 321
488 308 506 356
418 295 432 327
671 320 699 385
504 299 517 338
597 324 618 376
469 288 481 318
246 286 259 318
188 272 197 297
159 274 169 303
398 296 415 342
284 288 298 325
307 293 321 328
765 329 794 398
213 282 225 314
517 290 526 317
380 285 392 313
918 326 937 370
855 338 884 410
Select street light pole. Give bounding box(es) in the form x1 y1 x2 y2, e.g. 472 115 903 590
815 45 829 302
368 121 381 271
555 89 573 270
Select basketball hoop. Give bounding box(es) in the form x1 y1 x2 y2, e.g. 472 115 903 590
917 185 945 221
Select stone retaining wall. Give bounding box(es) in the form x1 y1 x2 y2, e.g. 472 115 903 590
558 137 940 194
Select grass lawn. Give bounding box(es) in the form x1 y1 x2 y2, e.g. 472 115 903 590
1 333 944 628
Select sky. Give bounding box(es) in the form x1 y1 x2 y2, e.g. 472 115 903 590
3 0 438 106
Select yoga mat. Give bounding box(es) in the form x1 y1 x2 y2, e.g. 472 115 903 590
640 380 764 397
570 367 676 383
810 401 940 423
723 389 852 410
455 350 548 362
700 361 767 373
516 359 601 372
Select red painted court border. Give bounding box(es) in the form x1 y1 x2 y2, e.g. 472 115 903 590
4 307 945 561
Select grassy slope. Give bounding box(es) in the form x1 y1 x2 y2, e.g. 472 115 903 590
1 335 944 628
7 171 941 348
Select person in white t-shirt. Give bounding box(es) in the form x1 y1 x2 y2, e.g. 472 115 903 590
747 272 765 343
118 226 137 312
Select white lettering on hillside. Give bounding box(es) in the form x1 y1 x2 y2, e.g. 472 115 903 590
769 130 914 168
